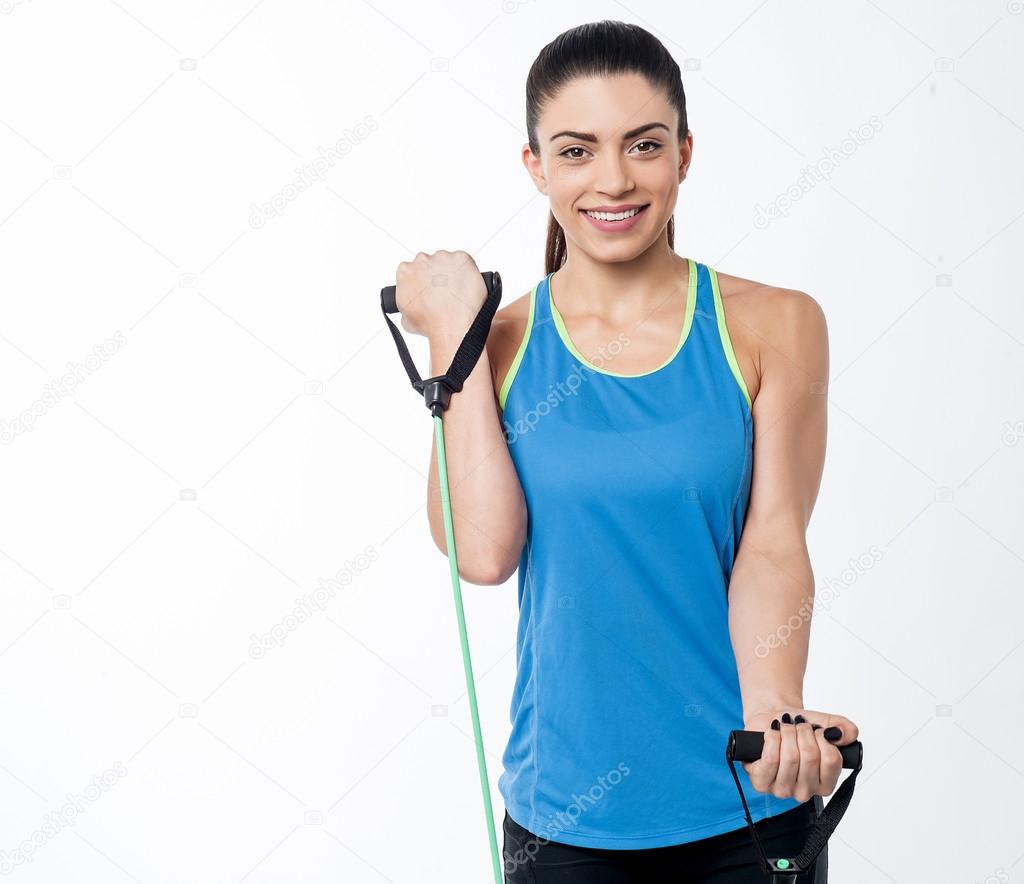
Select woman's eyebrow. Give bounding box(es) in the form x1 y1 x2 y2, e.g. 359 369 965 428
548 122 670 143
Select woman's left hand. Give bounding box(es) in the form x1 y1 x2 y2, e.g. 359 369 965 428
741 708 859 803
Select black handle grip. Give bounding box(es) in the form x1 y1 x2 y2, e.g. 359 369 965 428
380 271 498 315
381 283 399 314
728 730 862 770
380 269 503 416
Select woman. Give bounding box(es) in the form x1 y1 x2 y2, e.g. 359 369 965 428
395 19 859 884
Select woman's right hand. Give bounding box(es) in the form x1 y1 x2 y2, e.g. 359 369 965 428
394 250 488 339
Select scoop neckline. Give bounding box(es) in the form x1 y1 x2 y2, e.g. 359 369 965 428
547 257 697 378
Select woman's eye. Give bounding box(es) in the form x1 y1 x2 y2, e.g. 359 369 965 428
559 141 662 160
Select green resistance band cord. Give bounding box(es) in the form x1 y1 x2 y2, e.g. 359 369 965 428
436 412 502 883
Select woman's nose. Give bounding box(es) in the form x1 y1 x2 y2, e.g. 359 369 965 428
593 150 633 194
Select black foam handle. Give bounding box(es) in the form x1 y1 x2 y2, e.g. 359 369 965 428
728 730 862 770
381 283 399 314
380 271 497 315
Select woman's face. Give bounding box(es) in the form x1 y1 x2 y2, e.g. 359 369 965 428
524 72 691 263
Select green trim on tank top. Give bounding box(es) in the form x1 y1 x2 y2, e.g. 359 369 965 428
497 276 538 411
547 256 698 379
707 265 753 412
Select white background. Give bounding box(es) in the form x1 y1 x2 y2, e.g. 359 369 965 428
1 1 1022 882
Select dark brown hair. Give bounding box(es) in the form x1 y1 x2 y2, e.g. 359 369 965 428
526 20 689 274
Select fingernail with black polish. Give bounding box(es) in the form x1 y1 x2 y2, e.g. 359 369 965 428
823 726 842 741
770 719 780 731
781 712 792 724
794 714 806 724
812 724 822 731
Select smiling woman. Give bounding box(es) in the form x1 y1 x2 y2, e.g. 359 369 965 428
473 18 853 884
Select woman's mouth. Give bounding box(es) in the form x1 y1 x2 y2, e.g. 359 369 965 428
579 203 650 232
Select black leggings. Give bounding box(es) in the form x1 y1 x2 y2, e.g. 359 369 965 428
502 798 827 883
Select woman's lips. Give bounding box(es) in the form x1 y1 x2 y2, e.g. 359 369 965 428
579 204 650 233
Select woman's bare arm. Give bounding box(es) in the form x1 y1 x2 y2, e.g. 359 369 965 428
425 312 528 586
726 287 830 721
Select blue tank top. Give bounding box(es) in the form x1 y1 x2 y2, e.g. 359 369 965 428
496 257 801 849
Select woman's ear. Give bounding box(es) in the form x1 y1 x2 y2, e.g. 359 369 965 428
678 130 693 183
522 144 548 195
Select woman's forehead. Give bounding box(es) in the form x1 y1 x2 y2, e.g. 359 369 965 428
538 75 674 137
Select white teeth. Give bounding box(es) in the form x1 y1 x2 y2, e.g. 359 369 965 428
583 206 644 221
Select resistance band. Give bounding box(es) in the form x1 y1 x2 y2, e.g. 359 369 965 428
381 270 504 884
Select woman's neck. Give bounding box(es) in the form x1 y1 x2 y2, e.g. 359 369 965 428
554 241 688 322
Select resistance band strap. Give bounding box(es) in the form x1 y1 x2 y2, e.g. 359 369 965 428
726 749 862 878
381 272 502 414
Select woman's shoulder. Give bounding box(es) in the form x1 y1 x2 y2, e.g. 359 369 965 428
712 268 827 405
713 267 824 324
